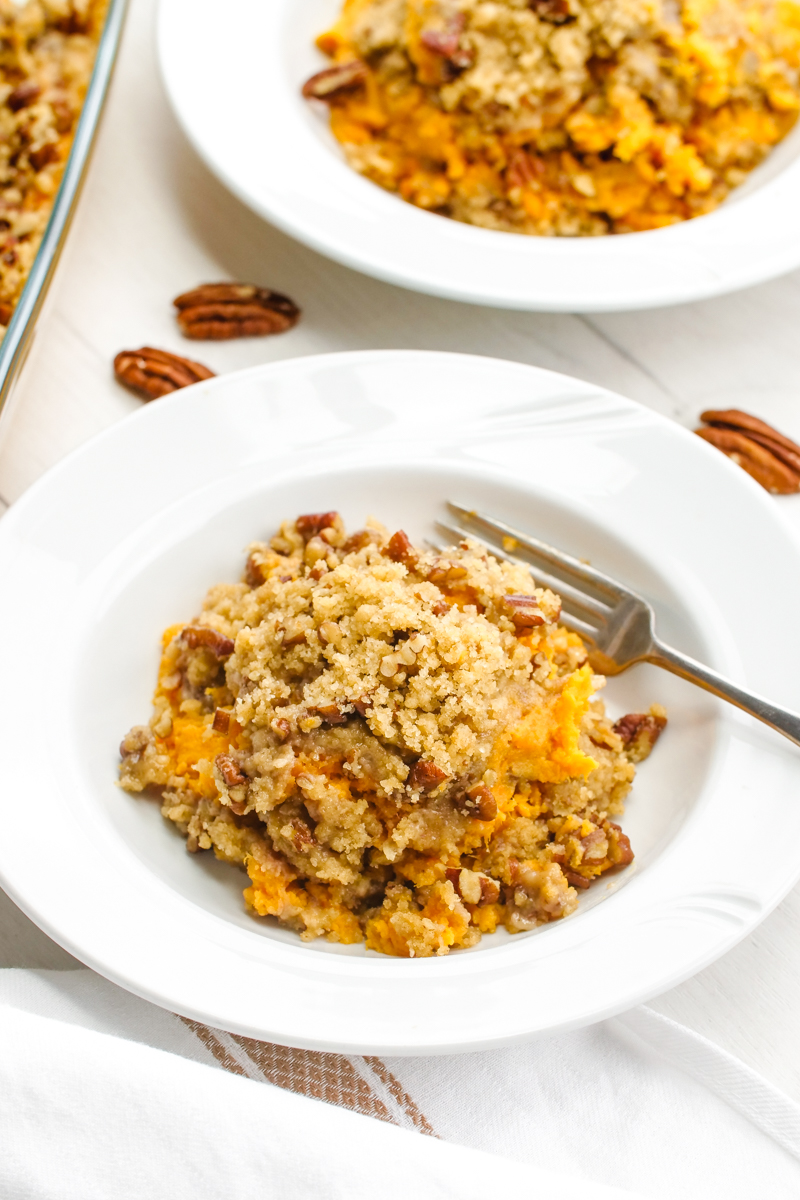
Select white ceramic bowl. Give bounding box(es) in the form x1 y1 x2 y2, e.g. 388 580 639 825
158 0 800 312
1 351 799 1052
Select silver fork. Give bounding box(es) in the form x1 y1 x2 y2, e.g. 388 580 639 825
440 502 800 750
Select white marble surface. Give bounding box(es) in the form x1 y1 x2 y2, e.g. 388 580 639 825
1 0 800 1099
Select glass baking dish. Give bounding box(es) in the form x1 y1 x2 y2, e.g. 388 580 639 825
0 0 129 435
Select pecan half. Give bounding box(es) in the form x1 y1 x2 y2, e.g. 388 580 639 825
296 511 340 541
180 626 235 658
407 760 449 792
302 60 367 100
454 784 497 821
700 409 800 469
174 283 300 340
7 81 41 111
695 409 800 494
114 347 215 401
385 529 419 569
215 754 247 787
696 428 800 494
613 710 666 763
500 594 547 629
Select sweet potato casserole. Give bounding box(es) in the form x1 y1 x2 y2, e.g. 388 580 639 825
303 0 800 234
119 513 666 957
0 0 108 334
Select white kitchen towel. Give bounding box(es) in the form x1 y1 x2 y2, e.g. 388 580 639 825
0 969 798 1199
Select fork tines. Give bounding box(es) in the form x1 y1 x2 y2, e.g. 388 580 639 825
438 503 623 641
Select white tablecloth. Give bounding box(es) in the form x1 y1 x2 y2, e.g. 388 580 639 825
1 0 800 1189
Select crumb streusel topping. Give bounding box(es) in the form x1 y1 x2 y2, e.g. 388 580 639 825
119 512 665 957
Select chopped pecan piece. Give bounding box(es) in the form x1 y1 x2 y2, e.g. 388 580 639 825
447 867 501 905
114 347 215 401
342 528 384 553
302 60 367 100
563 869 591 890
385 530 419 569
30 142 59 171
245 554 266 587
291 819 316 852
7 81 41 111
215 754 247 787
296 511 340 541
454 784 497 821
271 716 291 740
407 760 449 792
212 709 230 734
613 710 667 763
427 560 468 586
607 821 634 866
309 704 349 726
180 625 235 658
119 726 150 759
500 593 547 629
421 13 474 68
507 149 544 189
173 283 300 340
528 0 574 21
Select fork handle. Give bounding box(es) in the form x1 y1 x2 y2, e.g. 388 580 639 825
649 640 800 750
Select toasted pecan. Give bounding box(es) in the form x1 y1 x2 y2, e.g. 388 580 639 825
173 283 300 340
500 593 547 629
215 754 246 787
613 710 666 763
385 530 419 569
700 409 800 458
528 0 574 22
180 626 235 658
302 61 367 100
7 81 41 111
696 409 800 494
420 13 474 66
114 347 215 401
453 783 498 821
296 512 340 541
695 427 800 494
212 709 230 734
407 760 449 792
